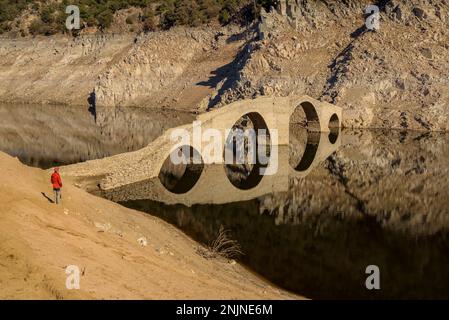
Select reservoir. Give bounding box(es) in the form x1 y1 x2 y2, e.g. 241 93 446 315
1 103 449 299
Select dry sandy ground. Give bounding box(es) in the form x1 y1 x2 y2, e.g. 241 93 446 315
0 152 299 299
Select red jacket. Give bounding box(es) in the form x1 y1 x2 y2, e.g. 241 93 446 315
51 172 63 189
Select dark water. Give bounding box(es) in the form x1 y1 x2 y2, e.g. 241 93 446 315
115 129 449 299
0 103 194 168
122 198 449 299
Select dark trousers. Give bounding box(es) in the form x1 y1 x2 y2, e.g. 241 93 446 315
53 188 61 204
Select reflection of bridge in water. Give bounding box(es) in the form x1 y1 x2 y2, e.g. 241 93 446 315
105 130 341 207
103 95 342 205
65 95 342 204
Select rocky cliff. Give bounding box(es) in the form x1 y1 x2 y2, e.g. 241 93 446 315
1 0 448 130
216 0 449 131
0 25 244 111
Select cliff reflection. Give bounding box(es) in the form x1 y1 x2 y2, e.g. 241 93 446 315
120 129 449 299
0 103 194 168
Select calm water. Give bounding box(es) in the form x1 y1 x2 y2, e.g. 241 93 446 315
114 129 449 299
2 103 449 299
0 103 194 168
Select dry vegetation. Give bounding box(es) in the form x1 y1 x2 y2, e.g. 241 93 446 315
196 225 244 260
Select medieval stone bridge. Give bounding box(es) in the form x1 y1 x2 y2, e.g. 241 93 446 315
63 95 342 206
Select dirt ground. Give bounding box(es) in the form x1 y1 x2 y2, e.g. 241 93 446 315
0 152 299 300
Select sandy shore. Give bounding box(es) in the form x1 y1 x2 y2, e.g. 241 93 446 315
0 152 300 299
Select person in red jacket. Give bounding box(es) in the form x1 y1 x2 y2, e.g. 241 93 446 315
51 167 63 204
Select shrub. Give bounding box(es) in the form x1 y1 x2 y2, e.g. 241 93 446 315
126 13 138 24
219 8 230 24
97 9 113 29
0 0 277 35
196 225 244 259
40 5 56 24
29 19 47 35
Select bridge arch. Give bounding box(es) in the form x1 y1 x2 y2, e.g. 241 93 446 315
223 112 270 190
329 113 340 128
292 132 321 172
328 113 340 144
158 145 204 194
290 101 321 132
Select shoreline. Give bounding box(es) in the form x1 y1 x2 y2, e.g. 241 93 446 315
0 152 301 299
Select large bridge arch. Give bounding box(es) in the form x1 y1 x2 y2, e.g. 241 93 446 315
290 101 321 132
223 111 271 191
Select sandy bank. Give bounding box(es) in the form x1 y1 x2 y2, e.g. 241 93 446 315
0 152 299 299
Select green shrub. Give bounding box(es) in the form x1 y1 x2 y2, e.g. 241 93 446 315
0 0 278 35
219 8 230 24
97 9 114 29
29 19 47 35
0 0 31 24
41 5 56 24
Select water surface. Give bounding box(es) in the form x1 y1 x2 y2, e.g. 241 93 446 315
116 129 449 299
1 103 449 299
0 103 194 168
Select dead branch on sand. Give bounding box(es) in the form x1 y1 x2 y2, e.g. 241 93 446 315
196 225 244 260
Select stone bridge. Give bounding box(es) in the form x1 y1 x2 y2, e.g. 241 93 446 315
104 132 342 206
64 95 342 206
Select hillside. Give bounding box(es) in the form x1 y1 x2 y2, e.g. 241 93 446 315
0 25 245 110
0 0 256 36
0 0 448 130
217 0 449 130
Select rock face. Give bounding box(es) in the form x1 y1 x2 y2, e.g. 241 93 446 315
216 0 449 131
261 129 449 237
0 25 244 110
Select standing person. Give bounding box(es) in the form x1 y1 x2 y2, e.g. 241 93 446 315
51 167 63 204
